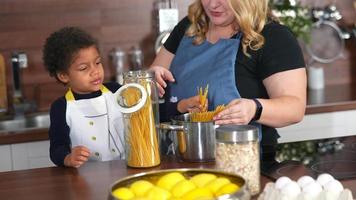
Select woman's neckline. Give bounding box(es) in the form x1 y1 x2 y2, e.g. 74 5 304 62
206 24 239 44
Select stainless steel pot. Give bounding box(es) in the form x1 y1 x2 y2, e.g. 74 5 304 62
160 113 216 162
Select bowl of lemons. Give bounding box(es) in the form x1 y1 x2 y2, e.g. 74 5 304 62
109 168 251 200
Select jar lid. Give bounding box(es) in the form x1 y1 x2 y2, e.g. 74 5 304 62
116 83 147 114
123 70 153 79
216 125 259 143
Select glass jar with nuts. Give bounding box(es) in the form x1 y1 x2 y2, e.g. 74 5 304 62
215 125 260 195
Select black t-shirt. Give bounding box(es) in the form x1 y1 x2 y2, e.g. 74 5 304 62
163 17 305 147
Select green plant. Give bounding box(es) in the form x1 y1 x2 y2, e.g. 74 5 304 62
271 0 313 43
276 141 317 165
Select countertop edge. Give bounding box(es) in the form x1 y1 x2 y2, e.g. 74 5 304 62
0 129 49 145
2 100 356 145
306 101 356 114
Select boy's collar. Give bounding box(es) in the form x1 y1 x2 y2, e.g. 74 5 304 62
65 85 109 101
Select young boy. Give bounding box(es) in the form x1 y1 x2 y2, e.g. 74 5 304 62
43 27 124 168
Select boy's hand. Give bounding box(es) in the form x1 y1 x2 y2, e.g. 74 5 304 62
177 95 208 113
64 146 90 168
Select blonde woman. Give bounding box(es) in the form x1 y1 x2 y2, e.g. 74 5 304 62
150 0 306 164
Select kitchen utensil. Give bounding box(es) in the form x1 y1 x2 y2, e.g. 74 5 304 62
0 53 7 114
160 113 216 162
109 168 251 200
110 47 126 85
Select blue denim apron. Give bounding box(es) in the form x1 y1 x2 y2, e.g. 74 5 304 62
169 34 241 110
169 34 262 141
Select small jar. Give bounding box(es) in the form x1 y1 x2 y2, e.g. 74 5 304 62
117 70 160 168
215 125 260 195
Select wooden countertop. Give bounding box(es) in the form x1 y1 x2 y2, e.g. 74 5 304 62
0 157 354 200
2 83 356 145
306 83 356 114
0 128 48 145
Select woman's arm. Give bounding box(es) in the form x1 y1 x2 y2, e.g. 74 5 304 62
150 47 175 97
258 67 306 127
214 68 306 128
151 47 175 69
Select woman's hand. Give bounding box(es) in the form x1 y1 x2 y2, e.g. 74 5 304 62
64 146 90 168
213 98 257 125
177 95 208 113
149 66 175 97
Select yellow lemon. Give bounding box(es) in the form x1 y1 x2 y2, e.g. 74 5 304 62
156 172 186 191
171 179 196 198
190 173 217 188
145 186 172 200
130 198 149 200
181 188 213 200
130 180 154 196
205 177 231 194
112 187 135 200
215 183 240 196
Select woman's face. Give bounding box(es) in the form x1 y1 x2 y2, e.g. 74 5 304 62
201 0 235 27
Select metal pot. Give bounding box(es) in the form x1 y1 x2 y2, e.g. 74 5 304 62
160 113 216 162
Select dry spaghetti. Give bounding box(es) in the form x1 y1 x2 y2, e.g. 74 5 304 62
191 85 225 122
121 81 160 168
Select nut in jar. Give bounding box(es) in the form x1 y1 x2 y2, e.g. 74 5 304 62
215 125 261 195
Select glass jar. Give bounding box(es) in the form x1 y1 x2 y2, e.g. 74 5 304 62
117 70 160 168
215 125 260 195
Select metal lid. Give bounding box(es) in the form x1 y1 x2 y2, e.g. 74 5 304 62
123 70 153 79
216 125 259 143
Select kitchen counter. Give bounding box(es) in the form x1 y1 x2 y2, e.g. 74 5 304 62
2 83 356 145
0 156 355 200
0 128 48 145
307 83 356 114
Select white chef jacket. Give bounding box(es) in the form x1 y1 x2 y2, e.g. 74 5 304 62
65 86 125 161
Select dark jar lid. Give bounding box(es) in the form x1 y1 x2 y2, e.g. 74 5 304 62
216 125 259 143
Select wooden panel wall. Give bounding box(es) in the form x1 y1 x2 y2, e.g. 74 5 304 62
0 0 191 112
0 0 354 113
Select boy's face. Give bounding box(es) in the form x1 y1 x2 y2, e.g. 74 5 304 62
57 46 104 94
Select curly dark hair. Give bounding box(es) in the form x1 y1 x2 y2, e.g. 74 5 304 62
42 27 99 83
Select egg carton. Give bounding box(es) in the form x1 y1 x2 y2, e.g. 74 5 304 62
258 173 353 200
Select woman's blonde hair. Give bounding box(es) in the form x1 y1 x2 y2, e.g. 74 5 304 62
186 0 275 56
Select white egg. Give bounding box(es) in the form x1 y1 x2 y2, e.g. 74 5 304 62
281 181 301 197
302 181 323 197
316 173 334 186
338 189 353 200
323 179 344 194
275 176 292 190
297 175 315 188
322 190 340 200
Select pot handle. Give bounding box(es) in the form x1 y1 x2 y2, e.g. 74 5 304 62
160 123 184 131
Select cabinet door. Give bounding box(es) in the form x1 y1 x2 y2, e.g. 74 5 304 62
11 140 54 170
0 145 12 172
